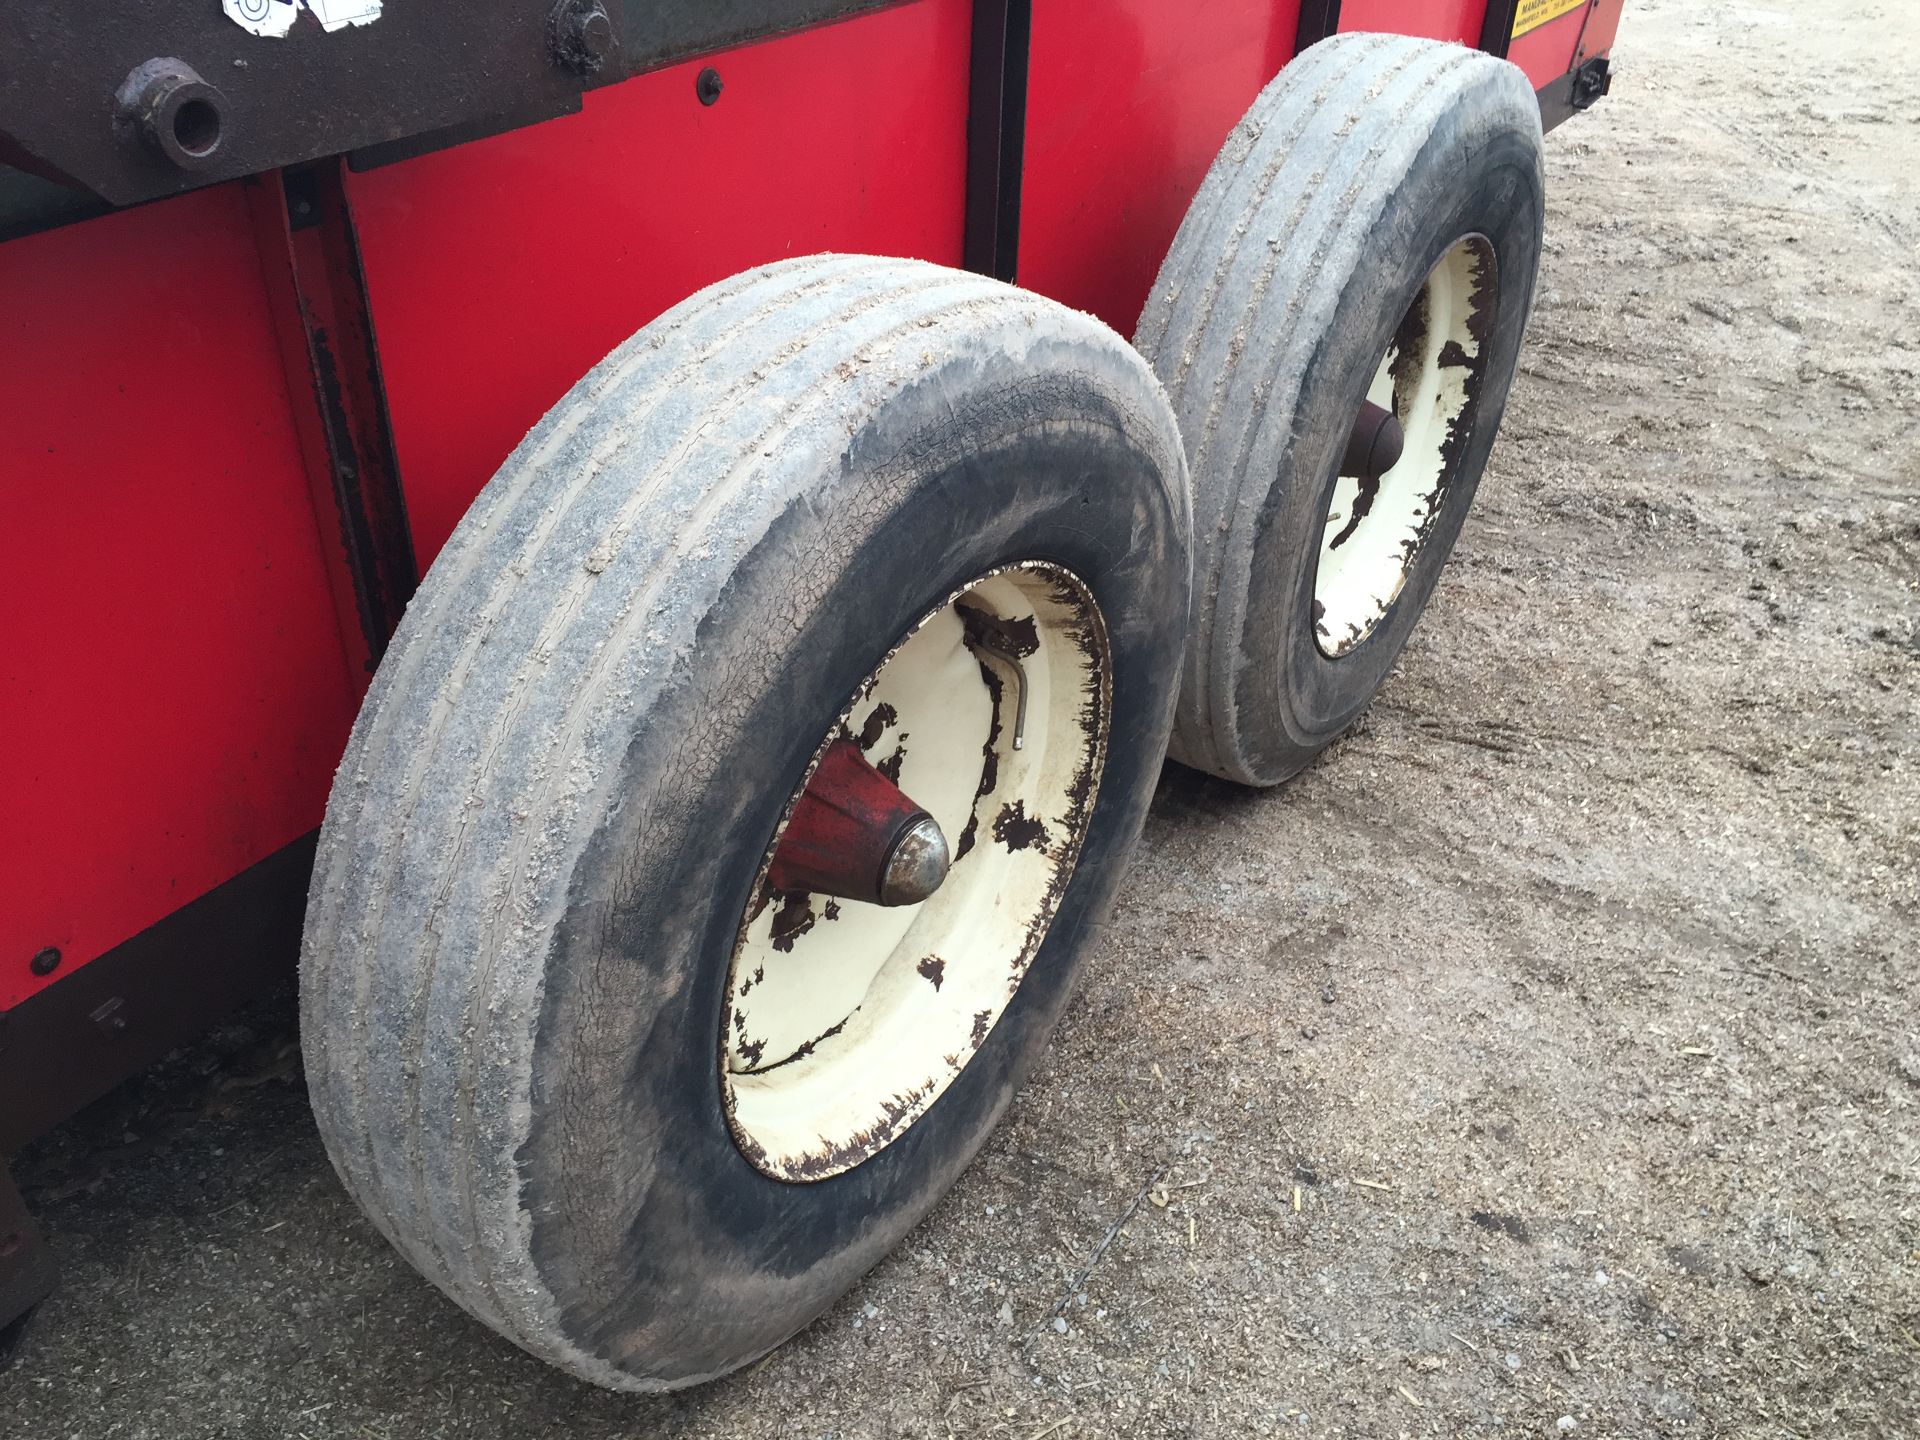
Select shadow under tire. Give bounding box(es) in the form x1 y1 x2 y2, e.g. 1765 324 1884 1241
1136 33 1545 786
298 255 1189 1390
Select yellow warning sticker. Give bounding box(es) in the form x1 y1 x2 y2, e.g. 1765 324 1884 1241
1512 0 1587 40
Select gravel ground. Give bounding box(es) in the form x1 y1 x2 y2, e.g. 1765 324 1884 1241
4 1 1915 1435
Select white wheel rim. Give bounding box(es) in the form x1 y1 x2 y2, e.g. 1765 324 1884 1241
722 562 1110 1181
1314 235 1497 658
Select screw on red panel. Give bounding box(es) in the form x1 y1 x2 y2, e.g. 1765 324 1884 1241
28 948 60 977
696 68 724 106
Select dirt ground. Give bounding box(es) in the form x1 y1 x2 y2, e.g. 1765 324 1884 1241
5 1 1916 1435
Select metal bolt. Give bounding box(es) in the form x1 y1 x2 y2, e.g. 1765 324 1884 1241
696 67 724 106
28 947 59 977
114 58 228 170
549 0 615 76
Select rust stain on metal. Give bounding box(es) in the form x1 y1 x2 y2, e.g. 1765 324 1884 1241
721 562 1115 1183
1415 238 1500 562
1319 239 1500 651
855 702 898 751
1326 469 1380 551
1388 284 1430 399
746 878 774 924
769 891 816 953
953 659 1006 863
1003 579 1111 966
749 1016 849 1077
768 1075 940 1182
992 799 1050 853
957 600 1039 658
917 955 946 991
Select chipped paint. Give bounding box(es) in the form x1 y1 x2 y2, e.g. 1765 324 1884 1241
768 892 816 953
855 703 898 751
1314 235 1499 657
720 563 1111 1181
992 799 1050 853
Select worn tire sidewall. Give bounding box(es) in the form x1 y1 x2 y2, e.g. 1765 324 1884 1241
519 361 1186 1384
1237 100 1543 783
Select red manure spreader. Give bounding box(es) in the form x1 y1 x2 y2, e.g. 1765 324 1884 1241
2 0 1624 1387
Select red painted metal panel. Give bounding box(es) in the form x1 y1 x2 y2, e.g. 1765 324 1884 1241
0 186 363 1009
0 0 1621 1029
347 0 974 570
1575 0 1626 60
1019 0 1303 337
1340 0 1484 45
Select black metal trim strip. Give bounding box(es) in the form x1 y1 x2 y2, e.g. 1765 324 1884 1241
0 0 908 211
1294 0 1343 54
962 0 1030 283
276 162 420 662
0 833 315 1157
1479 0 1522 57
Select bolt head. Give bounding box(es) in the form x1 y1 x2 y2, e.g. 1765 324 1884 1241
578 8 614 60
550 0 616 76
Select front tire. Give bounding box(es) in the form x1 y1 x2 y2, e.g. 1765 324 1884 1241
299 255 1189 1390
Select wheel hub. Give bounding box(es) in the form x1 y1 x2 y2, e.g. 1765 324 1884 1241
766 738 951 908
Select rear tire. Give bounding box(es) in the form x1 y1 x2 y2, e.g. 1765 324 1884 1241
1136 33 1545 785
300 255 1188 1390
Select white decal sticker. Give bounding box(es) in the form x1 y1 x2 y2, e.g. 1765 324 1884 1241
223 0 382 38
